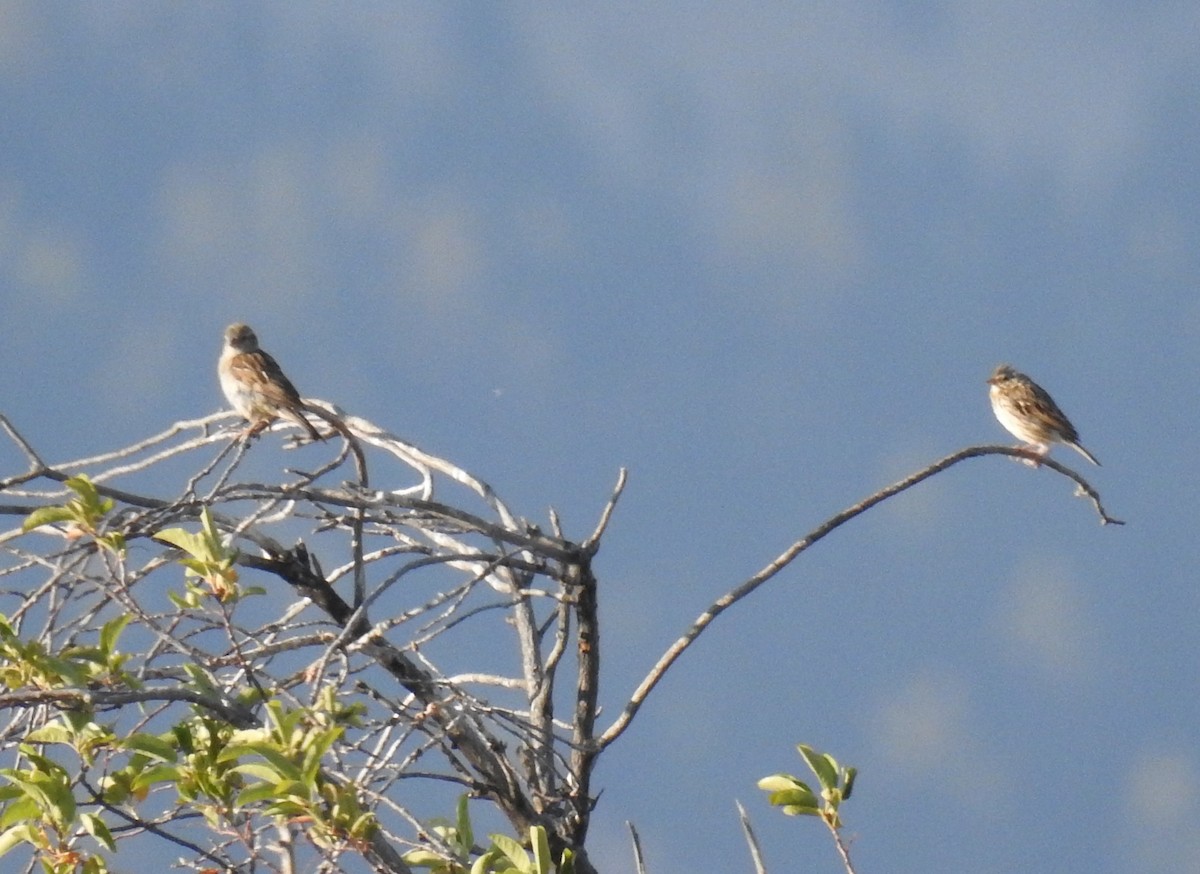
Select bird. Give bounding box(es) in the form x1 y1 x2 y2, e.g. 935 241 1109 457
987 364 1099 466
218 323 324 442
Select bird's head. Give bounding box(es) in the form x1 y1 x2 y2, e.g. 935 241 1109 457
988 364 1017 385
224 323 259 353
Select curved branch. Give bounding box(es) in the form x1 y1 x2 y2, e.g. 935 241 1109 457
0 410 580 869
583 467 627 556
81 780 240 873
0 687 257 727
595 444 1123 750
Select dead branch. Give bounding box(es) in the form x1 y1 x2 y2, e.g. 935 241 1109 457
596 445 1122 750
0 404 1120 874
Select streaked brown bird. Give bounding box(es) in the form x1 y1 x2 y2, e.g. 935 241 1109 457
218 323 323 441
988 364 1098 466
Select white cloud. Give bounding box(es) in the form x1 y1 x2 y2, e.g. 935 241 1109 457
0 183 87 307
871 4 1144 192
156 153 319 306
1128 749 1198 828
397 190 487 319
518 4 1191 238
515 8 865 291
156 144 380 309
324 135 391 225
871 438 955 539
89 318 182 424
992 555 1099 683
872 669 1006 801
1121 748 1200 870
16 229 84 305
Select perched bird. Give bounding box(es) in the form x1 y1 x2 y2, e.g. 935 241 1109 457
987 364 1098 466
218 323 324 441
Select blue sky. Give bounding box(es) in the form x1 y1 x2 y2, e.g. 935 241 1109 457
2 4 1199 872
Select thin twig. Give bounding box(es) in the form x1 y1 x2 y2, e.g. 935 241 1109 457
627 821 647 874
0 687 256 727
582 467 627 555
597 445 1122 749
824 817 856 874
736 801 769 874
0 409 593 871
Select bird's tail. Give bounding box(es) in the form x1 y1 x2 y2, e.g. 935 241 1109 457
1070 441 1100 466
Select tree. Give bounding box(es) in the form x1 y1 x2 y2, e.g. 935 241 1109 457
0 406 1120 874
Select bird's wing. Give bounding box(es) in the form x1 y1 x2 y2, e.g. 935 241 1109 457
229 350 306 408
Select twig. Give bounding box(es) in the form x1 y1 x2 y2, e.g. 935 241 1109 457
583 468 627 555
626 821 647 874
736 801 768 874
0 410 597 872
1008 447 1125 525
0 687 256 727
596 444 1122 749
824 817 856 874
82 778 239 872
0 414 47 472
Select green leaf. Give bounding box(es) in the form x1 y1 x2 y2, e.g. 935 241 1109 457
129 764 180 795
99 531 126 554
756 773 807 793
219 742 303 782
168 589 201 609
843 767 857 800
24 724 73 745
798 744 838 791
529 825 551 874
79 812 115 851
65 475 108 512
557 848 575 874
41 654 90 686
121 733 177 763
455 794 474 855
402 848 449 867
48 782 77 827
0 796 39 830
231 763 288 784
471 852 499 874
21 507 76 533
0 823 35 856
152 527 202 553
488 833 533 873
300 726 343 781
779 803 822 818
348 811 377 841
235 782 289 807
98 615 130 655
767 788 820 811
199 507 226 552
267 779 310 803
263 794 310 820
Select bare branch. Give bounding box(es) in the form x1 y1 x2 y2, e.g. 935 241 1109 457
0 687 257 727
627 820 648 874
0 400 1111 874
583 467 627 555
0 414 48 473
0 408 600 869
736 801 769 874
596 445 1123 749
